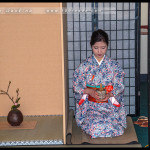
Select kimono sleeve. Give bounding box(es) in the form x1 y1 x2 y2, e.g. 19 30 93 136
72 64 86 103
111 62 125 99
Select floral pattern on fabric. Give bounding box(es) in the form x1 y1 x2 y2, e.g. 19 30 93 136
73 54 127 138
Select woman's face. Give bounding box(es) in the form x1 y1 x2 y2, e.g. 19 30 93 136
92 41 107 62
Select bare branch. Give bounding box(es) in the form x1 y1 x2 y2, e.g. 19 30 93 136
0 81 15 105
7 81 11 93
16 88 19 100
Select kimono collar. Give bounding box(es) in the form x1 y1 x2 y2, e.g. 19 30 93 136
93 54 105 66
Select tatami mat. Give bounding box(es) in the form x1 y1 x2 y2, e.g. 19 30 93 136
0 115 63 146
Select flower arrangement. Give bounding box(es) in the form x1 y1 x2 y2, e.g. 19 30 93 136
0 81 21 110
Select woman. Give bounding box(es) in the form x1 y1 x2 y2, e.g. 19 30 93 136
73 29 127 138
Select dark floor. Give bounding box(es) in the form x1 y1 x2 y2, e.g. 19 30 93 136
132 82 148 148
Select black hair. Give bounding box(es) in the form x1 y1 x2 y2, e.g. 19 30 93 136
90 29 109 47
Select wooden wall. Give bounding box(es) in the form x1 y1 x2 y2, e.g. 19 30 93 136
0 3 67 116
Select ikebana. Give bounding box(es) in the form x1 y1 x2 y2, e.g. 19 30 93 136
0 81 23 126
0 81 21 110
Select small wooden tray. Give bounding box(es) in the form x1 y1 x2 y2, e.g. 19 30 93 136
0 120 37 130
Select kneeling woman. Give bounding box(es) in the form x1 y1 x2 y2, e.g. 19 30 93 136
73 29 127 138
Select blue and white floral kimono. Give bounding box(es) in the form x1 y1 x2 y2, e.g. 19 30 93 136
73 54 127 138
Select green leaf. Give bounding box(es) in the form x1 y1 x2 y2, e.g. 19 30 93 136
11 105 17 110
15 97 20 103
16 104 20 108
11 104 20 110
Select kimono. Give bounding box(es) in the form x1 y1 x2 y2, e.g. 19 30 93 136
73 54 127 138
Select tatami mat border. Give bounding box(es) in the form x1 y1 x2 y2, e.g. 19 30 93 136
0 140 63 146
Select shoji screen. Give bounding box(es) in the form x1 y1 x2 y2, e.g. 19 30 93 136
67 2 140 116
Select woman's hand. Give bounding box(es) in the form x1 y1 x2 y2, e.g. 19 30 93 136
83 88 100 100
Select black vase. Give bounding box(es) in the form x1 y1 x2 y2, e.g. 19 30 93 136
7 109 23 126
